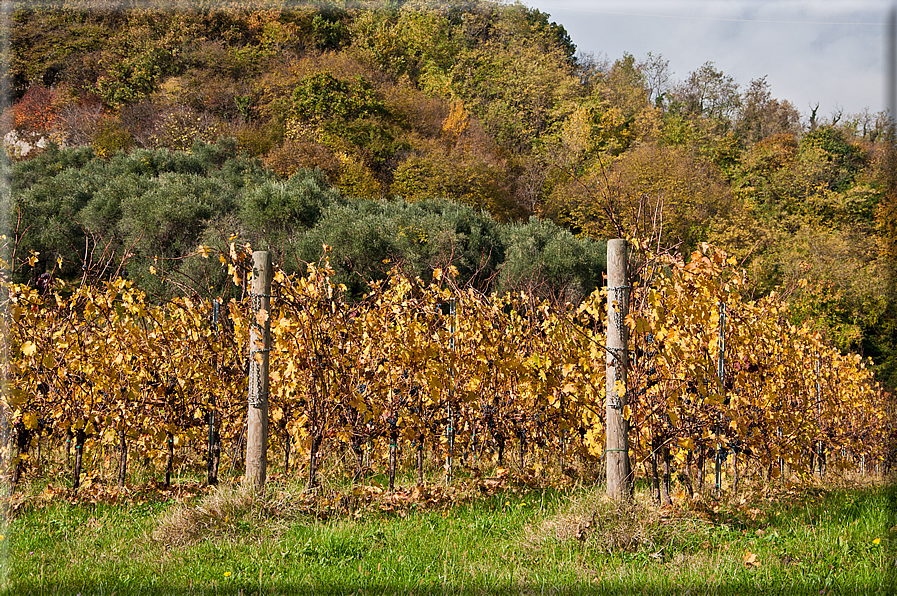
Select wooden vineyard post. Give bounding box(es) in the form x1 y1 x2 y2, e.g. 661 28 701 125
246 251 272 490
606 239 631 500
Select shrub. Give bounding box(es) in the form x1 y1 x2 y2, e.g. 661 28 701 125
92 116 133 158
263 139 340 180
151 105 220 151
13 84 59 134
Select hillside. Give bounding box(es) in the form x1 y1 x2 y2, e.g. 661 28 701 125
3 0 896 388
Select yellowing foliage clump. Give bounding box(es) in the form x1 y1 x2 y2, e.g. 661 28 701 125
2 241 887 488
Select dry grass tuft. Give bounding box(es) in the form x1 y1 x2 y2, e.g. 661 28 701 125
525 486 715 555
151 482 308 547
524 486 662 553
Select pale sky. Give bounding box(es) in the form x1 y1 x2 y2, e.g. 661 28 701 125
523 0 890 124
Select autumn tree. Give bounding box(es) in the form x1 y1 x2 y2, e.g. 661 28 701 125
668 61 741 124
547 142 733 253
662 62 742 174
734 76 801 146
13 85 60 135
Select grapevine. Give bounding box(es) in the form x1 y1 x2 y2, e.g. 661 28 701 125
1 241 890 497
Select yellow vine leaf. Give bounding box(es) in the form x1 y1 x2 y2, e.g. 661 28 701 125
22 412 38 430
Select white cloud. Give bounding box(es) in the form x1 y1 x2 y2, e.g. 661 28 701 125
526 0 891 117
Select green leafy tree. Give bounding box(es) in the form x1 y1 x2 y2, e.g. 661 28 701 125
799 125 868 193
94 11 198 108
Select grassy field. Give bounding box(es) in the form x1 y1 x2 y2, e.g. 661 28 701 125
1 473 895 595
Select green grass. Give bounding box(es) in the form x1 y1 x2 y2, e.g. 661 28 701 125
2 478 895 595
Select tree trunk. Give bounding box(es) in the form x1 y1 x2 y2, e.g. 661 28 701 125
559 397 566 470
352 437 364 482
118 427 128 488
72 428 86 490
308 433 322 490
559 432 566 471
207 409 217 486
682 449 694 498
246 251 272 490
388 432 397 493
650 439 661 505
696 445 705 492
211 427 221 484
733 449 740 494
417 437 424 485
714 445 723 497
65 427 73 467
11 425 29 490
446 407 454 485
164 431 174 487
661 445 673 506
36 431 42 478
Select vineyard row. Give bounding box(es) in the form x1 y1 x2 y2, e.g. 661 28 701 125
2 242 892 495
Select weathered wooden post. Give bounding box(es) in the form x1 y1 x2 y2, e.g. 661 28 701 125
246 251 271 489
606 239 631 500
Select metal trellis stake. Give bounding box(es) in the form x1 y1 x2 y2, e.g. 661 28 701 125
207 299 220 485
816 355 824 478
715 300 725 497
446 298 456 486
